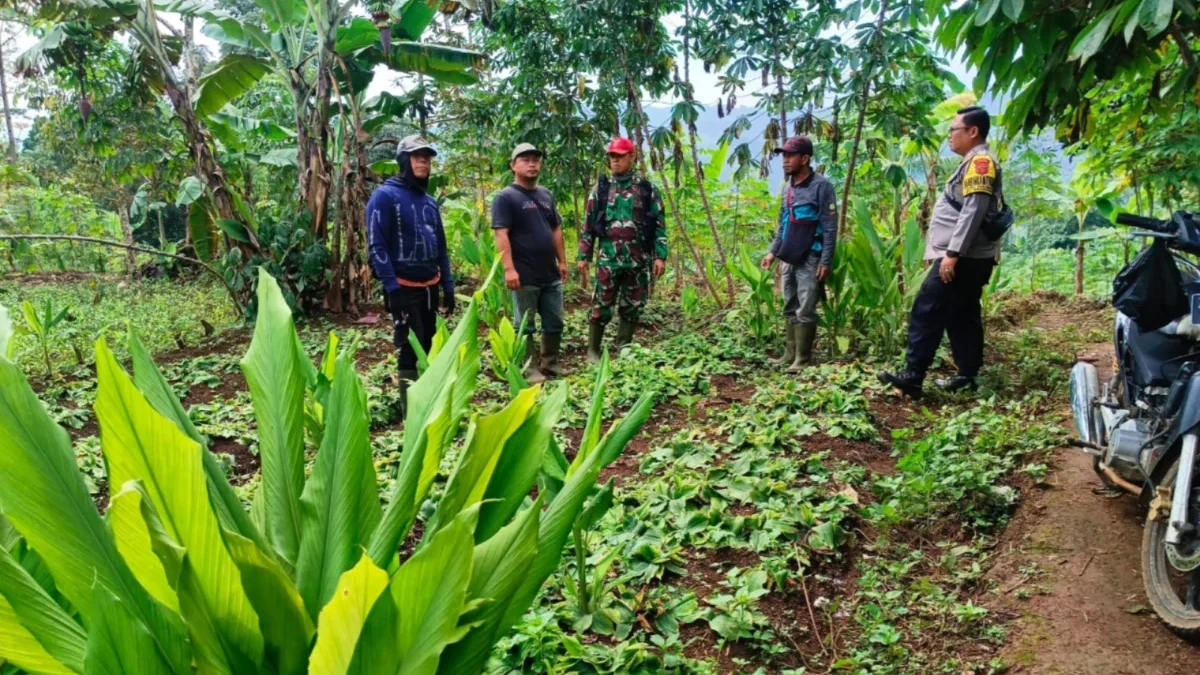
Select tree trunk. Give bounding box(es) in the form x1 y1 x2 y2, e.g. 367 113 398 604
917 153 938 233
837 0 888 237
625 78 723 307
183 16 198 92
118 199 137 278
682 0 735 303
0 26 16 162
157 208 167 250
776 70 787 135
1075 239 1085 296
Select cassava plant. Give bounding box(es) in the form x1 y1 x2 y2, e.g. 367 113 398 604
0 268 653 674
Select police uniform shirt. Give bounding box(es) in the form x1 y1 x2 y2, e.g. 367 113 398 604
925 143 1003 261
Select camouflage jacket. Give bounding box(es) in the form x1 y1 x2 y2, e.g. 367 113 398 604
578 172 668 269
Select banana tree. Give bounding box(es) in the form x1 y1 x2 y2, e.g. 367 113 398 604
199 0 483 308
0 270 653 674
20 0 259 256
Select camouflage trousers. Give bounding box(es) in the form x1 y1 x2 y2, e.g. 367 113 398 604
590 264 650 326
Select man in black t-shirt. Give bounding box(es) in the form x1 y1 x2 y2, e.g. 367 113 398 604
492 143 569 384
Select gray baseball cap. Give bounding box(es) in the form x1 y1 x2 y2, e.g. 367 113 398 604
511 143 543 162
397 134 438 157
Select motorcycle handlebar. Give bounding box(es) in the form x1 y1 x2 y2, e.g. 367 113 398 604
1116 213 1172 233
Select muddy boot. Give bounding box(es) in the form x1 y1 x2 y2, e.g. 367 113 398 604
768 323 797 365
787 323 816 373
523 334 546 384
935 374 978 394
397 368 419 418
541 332 565 378
587 322 604 364
614 318 636 353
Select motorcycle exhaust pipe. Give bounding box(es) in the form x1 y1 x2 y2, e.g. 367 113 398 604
1070 362 1103 446
1100 464 1142 496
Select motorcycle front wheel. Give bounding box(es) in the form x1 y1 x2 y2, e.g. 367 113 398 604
1142 462 1200 639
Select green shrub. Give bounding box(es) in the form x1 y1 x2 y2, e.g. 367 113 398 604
0 270 653 674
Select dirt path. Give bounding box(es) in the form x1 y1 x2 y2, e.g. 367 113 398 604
994 333 1200 673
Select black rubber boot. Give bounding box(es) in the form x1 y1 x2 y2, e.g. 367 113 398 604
541 332 565 378
523 335 546 384
587 322 604 364
397 368 419 418
614 318 636 352
769 324 796 366
935 375 978 393
878 368 925 399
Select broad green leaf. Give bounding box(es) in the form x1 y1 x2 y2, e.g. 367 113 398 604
497 390 653 640
1138 0 1174 35
1069 7 1120 62
393 0 439 41
218 219 253 243
475 384 567 543
175 176 203 207
296 348 382 620
335 17 380 54
127 329 268 554
225 533 313 675
423 387 539 542
20 300 42 336
84 586 174 675
188 195 217 261
258 148 299 168
308 555 389 675
241 269 309 567
974 0 1002 24
435 501 540 675
0 358 193 674
107 482 180 614
0 545 85 673
572 354 611 475
382 43 483 85
1001 0 1023 21
248 0 305 31
0 305 14 360
0 591 74 675
95 340 264 667
194 54 270 118
389 509 477 675
370 296 481 565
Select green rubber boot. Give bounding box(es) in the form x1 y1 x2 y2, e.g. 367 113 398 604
397 368 419 418
769 323 797 365
523 334 546 384
587 322 604 364
541 332 565 378
614 318 636 353
788 324 816 373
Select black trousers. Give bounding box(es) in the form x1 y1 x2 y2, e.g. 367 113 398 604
388 285 440 372
905 257 994 377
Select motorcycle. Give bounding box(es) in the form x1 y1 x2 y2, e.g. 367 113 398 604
1070 210 1200 638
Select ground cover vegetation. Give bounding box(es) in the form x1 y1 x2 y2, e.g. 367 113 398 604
0 0 1195 671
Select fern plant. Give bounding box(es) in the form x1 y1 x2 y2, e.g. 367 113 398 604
0 269 653 675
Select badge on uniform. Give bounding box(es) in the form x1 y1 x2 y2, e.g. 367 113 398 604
962 155 996 196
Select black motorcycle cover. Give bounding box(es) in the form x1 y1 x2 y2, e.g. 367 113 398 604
1112 238 1189 331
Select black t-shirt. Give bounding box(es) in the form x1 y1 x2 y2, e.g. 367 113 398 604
491 184 561 286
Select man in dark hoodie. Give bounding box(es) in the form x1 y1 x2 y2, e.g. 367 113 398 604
760 136 838 372
367 135 455 406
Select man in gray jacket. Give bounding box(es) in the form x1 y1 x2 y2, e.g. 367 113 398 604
760 135 838 372
880 106 1003 397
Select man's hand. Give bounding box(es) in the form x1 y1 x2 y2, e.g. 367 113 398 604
760 253 775 270
653 259 666 279
577 260 590 281
440 292 456 318
559 262 569 283
503 267 521 291
939 256 958 284
816 265 830 282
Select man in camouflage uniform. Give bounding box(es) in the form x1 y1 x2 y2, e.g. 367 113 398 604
577 137 668 363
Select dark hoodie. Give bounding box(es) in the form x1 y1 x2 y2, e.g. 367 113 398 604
366 152 452 295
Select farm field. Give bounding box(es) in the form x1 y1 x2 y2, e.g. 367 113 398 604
4 274 1155 674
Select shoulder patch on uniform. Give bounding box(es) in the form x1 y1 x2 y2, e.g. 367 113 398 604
962 155 996 196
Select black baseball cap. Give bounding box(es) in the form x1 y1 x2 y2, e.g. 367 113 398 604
772 136 814 156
